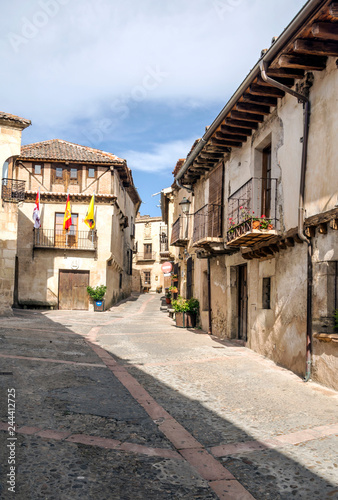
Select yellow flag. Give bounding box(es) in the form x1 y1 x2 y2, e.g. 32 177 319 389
84 194 95 229
63 194 72 230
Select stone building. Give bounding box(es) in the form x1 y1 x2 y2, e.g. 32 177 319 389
0 112 31 316
8 139 140 310
165 0 338 390
132 214 172 293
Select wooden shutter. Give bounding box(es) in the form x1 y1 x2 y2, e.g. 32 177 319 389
208 163 224 237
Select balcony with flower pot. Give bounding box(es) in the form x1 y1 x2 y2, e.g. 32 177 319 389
227 177 278 247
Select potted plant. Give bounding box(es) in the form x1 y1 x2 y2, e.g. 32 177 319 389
171 296 199 328
87 285 107 312
165 291 171 304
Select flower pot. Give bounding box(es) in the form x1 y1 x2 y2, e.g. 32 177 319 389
252 220 260 229
94 299 105 312
175 311 197 328
165 298 171 304
175 312 185 328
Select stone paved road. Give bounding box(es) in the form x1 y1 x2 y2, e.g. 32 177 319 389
0 293 338 499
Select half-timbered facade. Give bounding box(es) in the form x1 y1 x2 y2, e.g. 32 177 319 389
8 139 141 310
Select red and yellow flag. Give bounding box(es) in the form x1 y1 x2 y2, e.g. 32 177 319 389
84 194 95 229
63 194 72 230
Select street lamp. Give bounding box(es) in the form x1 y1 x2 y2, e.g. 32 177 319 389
179 197 191 215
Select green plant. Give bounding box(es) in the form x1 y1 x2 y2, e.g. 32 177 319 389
259 215 272 230
165 291 171 299
169 285 178 293
334 309 338 330
87 285 107 301
171 295 199 314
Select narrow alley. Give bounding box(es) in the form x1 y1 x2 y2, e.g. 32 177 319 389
0 294 337 499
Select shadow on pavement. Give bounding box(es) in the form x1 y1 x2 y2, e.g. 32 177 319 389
0 308 337 500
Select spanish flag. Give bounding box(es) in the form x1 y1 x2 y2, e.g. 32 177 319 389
63 193 72 230
84 194 95 229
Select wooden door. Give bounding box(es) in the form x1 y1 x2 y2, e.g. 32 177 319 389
238 265 248 341
208 163 224 237
59 271 89 310
261 145 272 218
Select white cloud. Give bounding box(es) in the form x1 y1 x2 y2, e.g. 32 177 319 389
0 0 306 127
121 138 196 173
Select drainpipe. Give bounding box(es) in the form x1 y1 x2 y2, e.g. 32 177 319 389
207 256 212 335
260 61 313 382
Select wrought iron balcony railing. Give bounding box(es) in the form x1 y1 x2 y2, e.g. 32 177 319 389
192 203 223 245
159 224 169 253
2 178 25 203
227 177 278 247
170 216 189 246
135 252 156 261
33 229 97 250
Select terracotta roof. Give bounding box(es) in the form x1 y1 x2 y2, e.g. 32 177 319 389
172 159 186 177
19 139 125 164
0 112 31 129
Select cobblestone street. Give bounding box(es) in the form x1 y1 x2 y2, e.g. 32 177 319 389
1 293 338 499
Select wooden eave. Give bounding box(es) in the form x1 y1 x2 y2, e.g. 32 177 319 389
24 191 117 204
180 0 337 185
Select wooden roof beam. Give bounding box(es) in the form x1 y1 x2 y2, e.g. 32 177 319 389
206 145 231 153
231 110 265 123
266 67 305 79
256 75 295 88
249 84 285 98
199 152 225 160
236 102 270 115
278 54 327 70
214 131 248 142
293 38 338 57
224 118 259 130
312 22 338 40
210 138 243 148
221 125 252 136
242 93 278 107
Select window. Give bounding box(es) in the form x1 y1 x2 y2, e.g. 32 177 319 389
88 168 95 178
126 249 133 275
55 212 78 247
119 273 123 289
56 167 63 178
144 243 152 259
262 277 271 309
34 164 42 175
70 168 78 179
186 257 194 299
144 271 151 285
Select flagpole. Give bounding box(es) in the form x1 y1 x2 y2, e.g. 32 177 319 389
37 188 40 245
65 191 68 248
91 192 95 246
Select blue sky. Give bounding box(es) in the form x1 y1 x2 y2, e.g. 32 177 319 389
1 0 306 215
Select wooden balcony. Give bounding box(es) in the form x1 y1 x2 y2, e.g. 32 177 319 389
170 216 189 247
135 252 156 262
227 177 278 247
192 204 223 250
33 229 97 251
